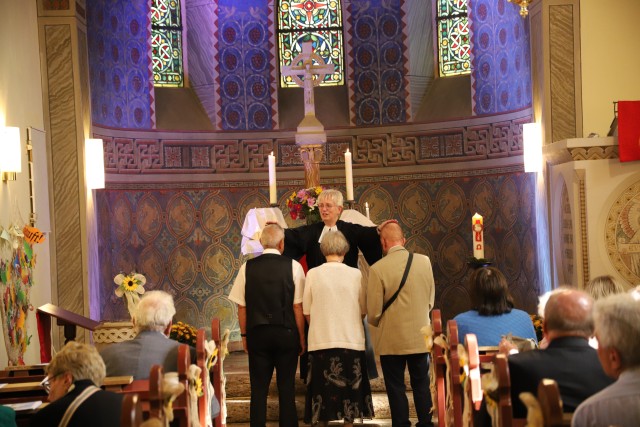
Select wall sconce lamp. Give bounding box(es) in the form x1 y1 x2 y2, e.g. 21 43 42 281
0 126 22 182
508 0 531 17
523 122 543 173
85 138 105 190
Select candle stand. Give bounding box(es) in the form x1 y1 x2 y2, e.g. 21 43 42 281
346 200 355 209
467 257 492 269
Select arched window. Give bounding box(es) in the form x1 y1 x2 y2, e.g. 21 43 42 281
436 0 470 77
151 0 185 87
277 0 344 87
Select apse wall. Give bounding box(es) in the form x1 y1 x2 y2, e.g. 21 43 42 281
95 108 539 336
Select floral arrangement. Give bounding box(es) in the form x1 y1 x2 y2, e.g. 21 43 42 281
530 314 544 342
287 186 324 223
114 272 146 319
170 321 197 346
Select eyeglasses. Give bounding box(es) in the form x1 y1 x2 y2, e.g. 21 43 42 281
39 372 63 394
318 203 336 209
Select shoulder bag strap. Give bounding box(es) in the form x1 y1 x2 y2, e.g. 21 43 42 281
380 252 413 319
58 385 101 427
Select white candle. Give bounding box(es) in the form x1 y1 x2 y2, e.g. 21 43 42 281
472 213 484 259
365 202 370 219
345 149 354 201
268 152 276 204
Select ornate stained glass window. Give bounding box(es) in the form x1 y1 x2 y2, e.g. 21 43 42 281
277 0 344 87
151 0 184 87
436 0 471 77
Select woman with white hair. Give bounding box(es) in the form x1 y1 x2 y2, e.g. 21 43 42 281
302 231 374 426
30 341 122 427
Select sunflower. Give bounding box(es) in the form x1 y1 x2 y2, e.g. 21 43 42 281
114 272 147 319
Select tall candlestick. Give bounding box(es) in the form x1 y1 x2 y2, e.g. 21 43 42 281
365 202 370 219
472 212 484 259
345 149 353 200
268 152 277 205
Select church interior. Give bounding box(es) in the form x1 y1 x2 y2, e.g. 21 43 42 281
0 0 639 373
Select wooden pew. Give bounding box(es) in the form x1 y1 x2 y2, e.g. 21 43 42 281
446 319 463 427
121 393 144 427
211 317 225 427
431 309 447 427
464 333 483 413
175 344 193 427
537 379 571 427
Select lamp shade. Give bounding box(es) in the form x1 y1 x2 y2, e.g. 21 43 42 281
0 127 22 173
523 122 542 173
85 138 105 189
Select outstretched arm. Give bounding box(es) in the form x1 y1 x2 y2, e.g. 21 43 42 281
293 303 306 356
238 305 248 353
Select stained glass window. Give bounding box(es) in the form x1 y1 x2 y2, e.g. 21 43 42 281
436 0 471 77
277 0 344 87
151 0 184 87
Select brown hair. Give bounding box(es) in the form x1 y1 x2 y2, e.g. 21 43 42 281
469 267 514 316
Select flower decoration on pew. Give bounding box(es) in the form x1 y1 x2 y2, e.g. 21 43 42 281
170 321 198 347
113 271 146 319
287 186 324 224
530 314 544 342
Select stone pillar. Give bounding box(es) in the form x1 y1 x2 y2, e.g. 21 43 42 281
37 0 94 345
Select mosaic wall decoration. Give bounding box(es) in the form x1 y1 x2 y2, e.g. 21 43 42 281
151 0 185 87
436 0 471 77
95 170 539 335
87 0 154 128
469 0 532 114
606 179 640 286
277 0 344 87
559 180 574 285
347 0 411 125
214 0 277 130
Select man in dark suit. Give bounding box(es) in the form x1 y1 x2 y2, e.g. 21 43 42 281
504 288 613 418
228 223 306 427
100 290 185 379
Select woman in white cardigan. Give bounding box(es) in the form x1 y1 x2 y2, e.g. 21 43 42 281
302 231 374 426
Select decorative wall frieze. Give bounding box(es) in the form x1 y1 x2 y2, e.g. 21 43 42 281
543 136 618 166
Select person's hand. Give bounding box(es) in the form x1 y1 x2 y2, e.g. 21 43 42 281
299 339 306 356
377 219 398 233
498 337 518 355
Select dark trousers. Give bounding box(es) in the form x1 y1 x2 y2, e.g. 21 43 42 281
247 325 299 427
380 353 433 427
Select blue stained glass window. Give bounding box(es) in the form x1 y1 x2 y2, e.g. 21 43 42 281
436 0 471 77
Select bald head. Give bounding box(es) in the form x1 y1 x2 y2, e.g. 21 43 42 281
380 222 405 254
544 288 594 339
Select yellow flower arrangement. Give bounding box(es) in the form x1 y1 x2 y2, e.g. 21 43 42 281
530 314 543 342
114 272 146 319
169 321 198 347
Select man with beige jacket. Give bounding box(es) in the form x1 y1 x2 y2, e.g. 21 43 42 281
367 222 436 427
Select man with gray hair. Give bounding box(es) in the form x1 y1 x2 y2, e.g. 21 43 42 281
572 291 640 427
506 288 613 418
229 223 306 427
100 290 186 379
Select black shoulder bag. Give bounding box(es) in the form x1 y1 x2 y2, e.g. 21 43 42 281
380 252 413 319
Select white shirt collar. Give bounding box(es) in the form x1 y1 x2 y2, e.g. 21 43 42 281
318 225 338 243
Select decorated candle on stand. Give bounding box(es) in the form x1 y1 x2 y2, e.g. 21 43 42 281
472 213 484 259
345 149 354 201
268 152 277 205
365 202 370 219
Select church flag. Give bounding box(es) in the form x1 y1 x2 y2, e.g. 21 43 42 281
618 100 640 162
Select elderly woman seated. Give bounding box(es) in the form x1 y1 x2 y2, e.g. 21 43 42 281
454 266 537 347
29 341 122 427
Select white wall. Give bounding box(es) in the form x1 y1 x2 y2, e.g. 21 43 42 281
0 0 51 367
580 0 640 136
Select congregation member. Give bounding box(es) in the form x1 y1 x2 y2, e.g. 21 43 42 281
282 188 393 380
303 231 374 426
585 274 625 300
367 222 436 427
228 223 306 427
100 290 190 379
502 288 613 418
30 342 122 427
572 291 640 427
454 266 537 346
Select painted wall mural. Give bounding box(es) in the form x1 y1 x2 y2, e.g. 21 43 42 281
469 0 532 115
606 179 640 285
347 0 411 125
87 0 154 129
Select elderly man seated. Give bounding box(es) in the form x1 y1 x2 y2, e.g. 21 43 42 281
572 291 640 427
502 288 613 418
100 290 188 378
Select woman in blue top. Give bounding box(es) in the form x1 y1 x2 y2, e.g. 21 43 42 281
454 267 537 347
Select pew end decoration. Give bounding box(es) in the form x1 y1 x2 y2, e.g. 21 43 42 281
114 272 146 319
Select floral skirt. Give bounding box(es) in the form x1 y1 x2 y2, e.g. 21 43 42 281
304 348 375 424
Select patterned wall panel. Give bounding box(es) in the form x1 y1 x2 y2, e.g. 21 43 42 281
347 0 411 125
87 0 154 129
469 0 532 115
96 170 539 333
213 0 277 130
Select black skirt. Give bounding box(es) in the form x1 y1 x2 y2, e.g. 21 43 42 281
304 348 375 424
